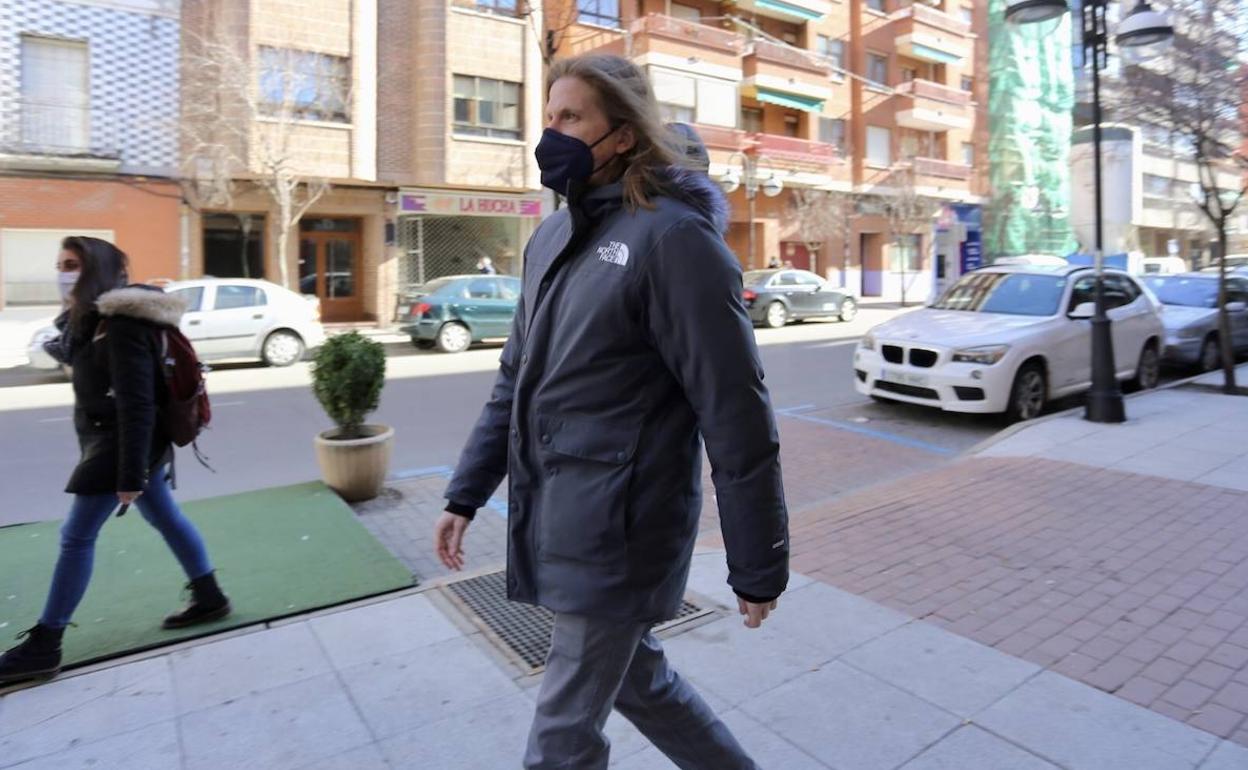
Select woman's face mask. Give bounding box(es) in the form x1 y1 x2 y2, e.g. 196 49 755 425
534 126 619 195
56 250 82 303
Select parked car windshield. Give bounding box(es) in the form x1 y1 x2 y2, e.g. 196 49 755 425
1150 277 1219 308
930 272 1068 317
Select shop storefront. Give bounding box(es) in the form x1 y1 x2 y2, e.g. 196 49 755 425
396 189 544 289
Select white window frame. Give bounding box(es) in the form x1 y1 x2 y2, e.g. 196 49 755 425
867 126 891 168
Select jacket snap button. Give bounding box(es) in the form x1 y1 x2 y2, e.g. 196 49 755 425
541 434 551 444
617 451 627 462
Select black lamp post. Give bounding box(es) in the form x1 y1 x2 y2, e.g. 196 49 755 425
1005 0 1173 423
721 152 783 271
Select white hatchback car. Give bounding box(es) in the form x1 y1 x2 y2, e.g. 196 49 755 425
28 278 325 369
853 265 1165 421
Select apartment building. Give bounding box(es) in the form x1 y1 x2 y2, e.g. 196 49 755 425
182 0 387 323
0 0 184 309
378 0 546 297
546 0 988 300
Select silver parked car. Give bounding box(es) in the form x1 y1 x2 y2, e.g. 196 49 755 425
1142 273 1248 370
27 278 326 370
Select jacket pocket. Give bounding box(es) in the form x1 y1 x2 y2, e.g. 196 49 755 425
535 416 639 566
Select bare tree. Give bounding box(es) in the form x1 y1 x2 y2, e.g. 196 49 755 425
1116 0 1247 392
788 188 855 282
875 165 938 306
181 17 336 290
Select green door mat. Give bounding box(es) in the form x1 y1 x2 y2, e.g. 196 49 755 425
0 482 414 669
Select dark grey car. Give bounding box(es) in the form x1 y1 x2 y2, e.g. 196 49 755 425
1141 273 1248 370
742 269 857 328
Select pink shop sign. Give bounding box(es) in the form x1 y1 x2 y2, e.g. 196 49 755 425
400 192 543 218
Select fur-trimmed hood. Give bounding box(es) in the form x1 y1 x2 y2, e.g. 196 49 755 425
96 285 187 327
664 166 731 235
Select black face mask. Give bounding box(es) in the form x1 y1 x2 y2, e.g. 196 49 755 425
534 126 620 195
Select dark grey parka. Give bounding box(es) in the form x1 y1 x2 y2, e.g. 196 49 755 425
445 169 789 622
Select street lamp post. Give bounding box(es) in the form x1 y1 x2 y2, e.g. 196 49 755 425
721 151 783 270
1005 0 1173 424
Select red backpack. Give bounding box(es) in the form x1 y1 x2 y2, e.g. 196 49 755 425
158 326 212 461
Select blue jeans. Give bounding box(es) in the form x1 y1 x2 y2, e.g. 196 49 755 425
40 468 214 629
524 613 758 770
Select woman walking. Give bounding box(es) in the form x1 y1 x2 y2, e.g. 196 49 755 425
0 237 229 686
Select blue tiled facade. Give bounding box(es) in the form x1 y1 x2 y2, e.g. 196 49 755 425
0 0 181 175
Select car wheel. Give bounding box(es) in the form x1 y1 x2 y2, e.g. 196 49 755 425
410 337 435 350
1006 363 1046 423
1131 343 1161 391
436 322 472 353
1199 335 1221 372
838 297 858 322
262 330 305 367
764 301 788 329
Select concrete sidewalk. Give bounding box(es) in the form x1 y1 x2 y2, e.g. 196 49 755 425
3 550 1246 770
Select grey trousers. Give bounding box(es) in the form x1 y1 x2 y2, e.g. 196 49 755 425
523 613 759 770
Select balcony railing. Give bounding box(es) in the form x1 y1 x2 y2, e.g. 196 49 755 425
912 156 971 181
0 101 120 159
631 14 744 55
693 124 747 152
747 39 830 76
894 79 972 106
893 3 972 36
748 133 840 168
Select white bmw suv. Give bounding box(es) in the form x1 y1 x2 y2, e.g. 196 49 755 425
853 265 1164 421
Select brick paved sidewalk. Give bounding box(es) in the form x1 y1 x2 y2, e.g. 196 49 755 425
790 453 1248 746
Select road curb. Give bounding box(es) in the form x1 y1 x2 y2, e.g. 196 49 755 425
962 364 1233 459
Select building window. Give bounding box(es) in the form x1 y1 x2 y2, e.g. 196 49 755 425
476 0 518 14
817 36 847 76
819 117 846 152
741 107 763 134
453 75 522 139
783 114 800 138
867 126 891 167
892 234 922 273
866 0 887 11
899 129 933 160
962 142 974 167
258 47 351 123
659 103 695 123
578 0 620 27
1144 173 1173 198
961 76 974 92
960 6 974 24
901 67 917 82
20 36 90 151
867 53 889 86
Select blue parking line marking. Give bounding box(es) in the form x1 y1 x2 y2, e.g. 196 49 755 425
386 465 509 520
388 465 454 481
776 404 817 415
780 411 957 456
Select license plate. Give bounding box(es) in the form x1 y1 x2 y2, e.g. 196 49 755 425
879 368 930 387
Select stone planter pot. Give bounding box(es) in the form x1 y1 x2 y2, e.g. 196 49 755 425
314 424 394 503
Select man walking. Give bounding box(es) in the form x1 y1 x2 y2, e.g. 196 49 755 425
433 53 789 769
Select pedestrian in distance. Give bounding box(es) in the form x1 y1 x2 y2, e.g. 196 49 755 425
433 53 789 769
478 256 498 275
0 237 229 687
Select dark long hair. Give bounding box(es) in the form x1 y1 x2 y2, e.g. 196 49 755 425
64 236 129 336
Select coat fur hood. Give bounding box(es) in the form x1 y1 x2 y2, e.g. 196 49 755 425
96 285 186 327
664 166 731 235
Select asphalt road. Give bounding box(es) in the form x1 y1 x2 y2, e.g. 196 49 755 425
0 307 1005 526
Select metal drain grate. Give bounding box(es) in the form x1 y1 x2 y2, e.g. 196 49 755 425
443 570 711 674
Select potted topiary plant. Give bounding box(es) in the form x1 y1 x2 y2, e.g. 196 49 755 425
311 331 392 502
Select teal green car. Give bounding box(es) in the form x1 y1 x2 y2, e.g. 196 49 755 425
398 275 521 353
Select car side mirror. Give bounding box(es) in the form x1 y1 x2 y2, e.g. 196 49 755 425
1226 301 1247 312
1068 302 1096 320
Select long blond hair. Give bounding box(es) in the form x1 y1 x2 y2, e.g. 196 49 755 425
546 54 688 210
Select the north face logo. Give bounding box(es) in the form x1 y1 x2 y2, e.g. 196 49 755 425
596 241 630 266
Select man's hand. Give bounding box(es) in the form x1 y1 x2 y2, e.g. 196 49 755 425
738 597 778 629
117 491 142 505
434 511 471 571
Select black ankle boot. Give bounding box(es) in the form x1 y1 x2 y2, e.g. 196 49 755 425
0 624 64 686
163 572 231 629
